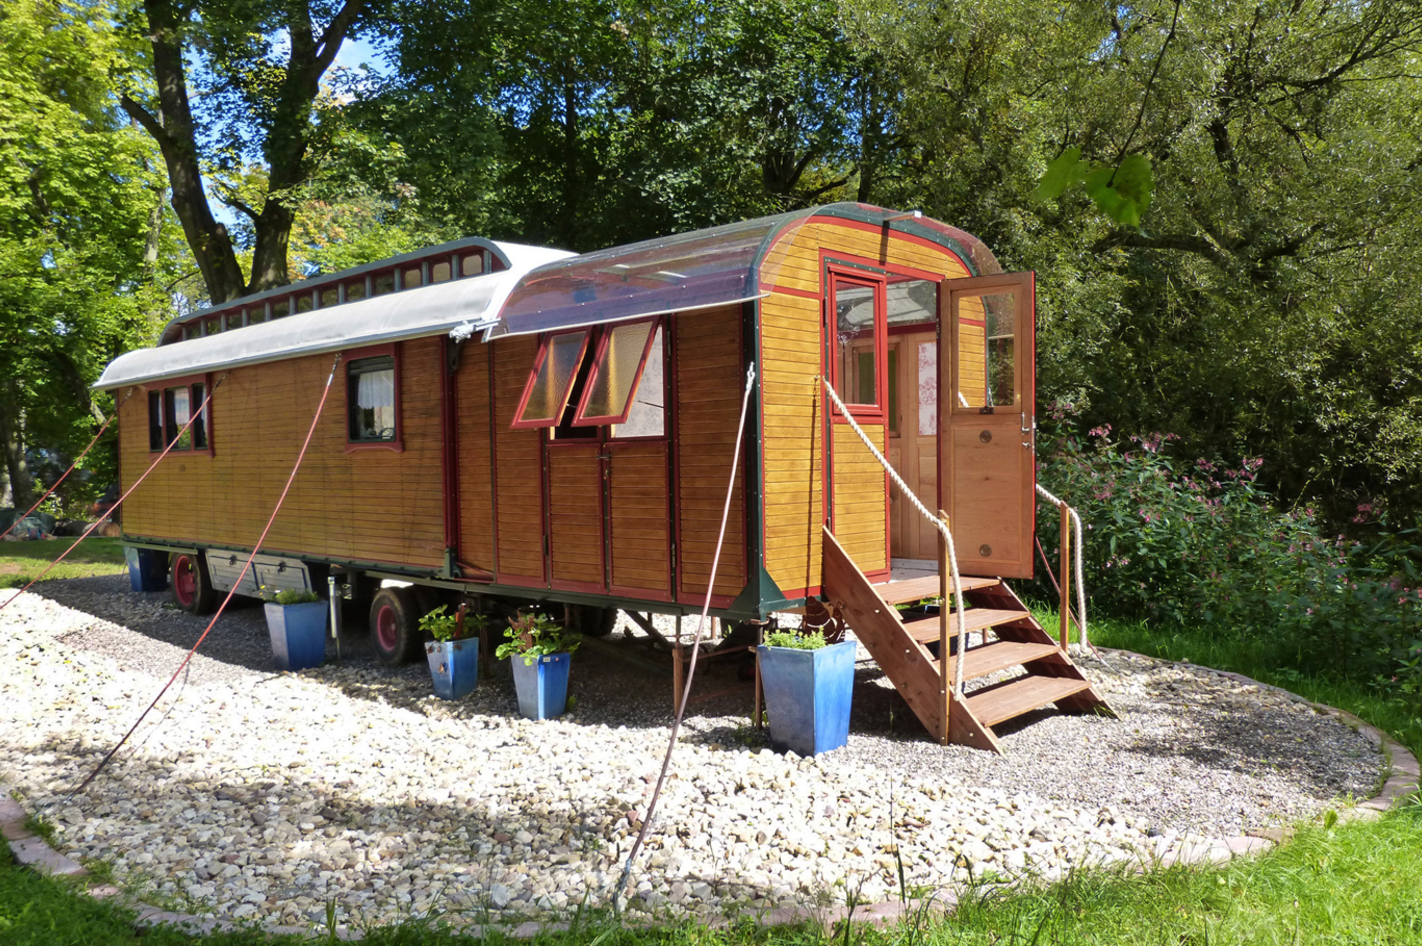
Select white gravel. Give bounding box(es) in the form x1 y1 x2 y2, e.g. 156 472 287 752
0 575 1384 930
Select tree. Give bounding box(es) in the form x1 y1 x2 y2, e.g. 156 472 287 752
117 0 365 302
0 1 172 508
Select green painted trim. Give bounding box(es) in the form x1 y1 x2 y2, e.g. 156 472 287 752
748 202 988 278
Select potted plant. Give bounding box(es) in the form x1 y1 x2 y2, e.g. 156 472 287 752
422 604 485 701
757 627 856 756
263 587 327 672
496 612 582 720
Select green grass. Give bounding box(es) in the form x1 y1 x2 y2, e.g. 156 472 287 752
0 536 126 589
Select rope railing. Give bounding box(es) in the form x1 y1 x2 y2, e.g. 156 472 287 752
820 379 970 697
1035 482 1093 654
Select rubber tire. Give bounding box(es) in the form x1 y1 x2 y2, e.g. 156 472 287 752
570 604 617 637
170 551 217 616
369 586 423 666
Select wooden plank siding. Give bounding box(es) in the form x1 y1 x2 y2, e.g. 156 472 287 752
609 442 671 596
455 343 495 574
759 219 975 595
675 306 747 602
118 339 446 568
491 334 545 584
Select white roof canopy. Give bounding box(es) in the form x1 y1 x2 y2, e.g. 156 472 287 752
95 243 572 389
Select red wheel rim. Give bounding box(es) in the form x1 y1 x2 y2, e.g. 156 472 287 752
174 557 196 607
376 604 398 651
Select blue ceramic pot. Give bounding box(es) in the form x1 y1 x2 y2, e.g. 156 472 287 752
426 639 479 700
757 639 856 756
510 652 571 720
264 600 327 671
124 547 168 592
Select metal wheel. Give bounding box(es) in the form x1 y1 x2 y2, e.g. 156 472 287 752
368 586 422 665
170 551 216 615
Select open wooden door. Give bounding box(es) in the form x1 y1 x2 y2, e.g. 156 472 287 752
940 272 1036 579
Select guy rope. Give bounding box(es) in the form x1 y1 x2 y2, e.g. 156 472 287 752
70 356 341 796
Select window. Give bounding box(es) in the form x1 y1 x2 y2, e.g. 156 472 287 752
431 259 452 283
512 331 590 428
295 292 313 313
223 311 243 331
321 287 338 308
373 272 395 296
402 266 422 289
182 323 200 341
247 305 267 325
345 278 367 302
460 253 483 277
955 290 1017 409
575 319 659 426
830 273 884 415
348 356 398 444
147 381 209 452
611 325 665 439
272 299 290 320
204 318 222 336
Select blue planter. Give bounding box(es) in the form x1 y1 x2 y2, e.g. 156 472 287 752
757 639 856 756
426 639 479 700
124 547 169 592
510 652 571 720
264 601 327 671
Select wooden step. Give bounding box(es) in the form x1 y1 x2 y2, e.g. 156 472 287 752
903 608 1032 642
963 675 1095 727
873 575 1000 606
939 640 1062 681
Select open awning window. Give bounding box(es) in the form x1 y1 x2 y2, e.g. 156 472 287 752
512 317 663 429
511 330 591 428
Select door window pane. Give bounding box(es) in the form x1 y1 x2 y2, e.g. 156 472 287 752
833 278 879 408
578 320 655 423
612 326 665 438
956 291 1016 408
515 331 590 426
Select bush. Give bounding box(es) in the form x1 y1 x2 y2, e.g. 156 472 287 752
1035 419 1422 699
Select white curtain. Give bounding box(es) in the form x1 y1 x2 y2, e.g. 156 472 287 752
358 369 395 436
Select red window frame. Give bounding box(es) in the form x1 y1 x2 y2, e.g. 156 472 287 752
146 373 215 456
510 329 593 430
345 342 403 453
572 317 661 427
826 267 887 423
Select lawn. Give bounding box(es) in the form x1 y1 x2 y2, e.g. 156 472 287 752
0 537 127 589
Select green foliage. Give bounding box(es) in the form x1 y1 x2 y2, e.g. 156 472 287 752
1037 418 1422 719
419 605 489 643
1036 149 1154 228
263 588 321 605
496 611 582 665
764 628 828 650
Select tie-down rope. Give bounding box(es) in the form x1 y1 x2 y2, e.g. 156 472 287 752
0 389 133 542
820 378 970 697
69 355 341 797
1034 482 1093 655
615 363 756 912
0 379 226 614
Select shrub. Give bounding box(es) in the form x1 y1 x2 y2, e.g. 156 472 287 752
1035 418 1422 697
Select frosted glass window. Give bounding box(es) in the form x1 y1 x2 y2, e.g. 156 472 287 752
461 253 482 277
515 331 590 427
612 327 665 438
403 267 422 289
577 320 656 424
431 260 452 283
349 356 397 442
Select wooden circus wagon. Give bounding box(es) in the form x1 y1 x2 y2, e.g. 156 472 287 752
96 203 1108 749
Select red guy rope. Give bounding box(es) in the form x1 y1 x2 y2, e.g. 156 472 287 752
70 355 341 797
0 380 225 614
616 362 756 908
0 390 132 542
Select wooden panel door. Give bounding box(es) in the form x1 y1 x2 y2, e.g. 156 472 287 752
940 272 1036 579
607 441 672 599
546 442 605 592
888 331 941 561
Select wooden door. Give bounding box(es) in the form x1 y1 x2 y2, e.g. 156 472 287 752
940 272 1036 579
546 441 606 592
607 441 672 599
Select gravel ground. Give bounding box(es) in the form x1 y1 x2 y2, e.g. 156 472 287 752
0 574 1384 930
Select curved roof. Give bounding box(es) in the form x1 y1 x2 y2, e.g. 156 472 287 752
97 206 1000 388
486 202 999 339
95 243 572 389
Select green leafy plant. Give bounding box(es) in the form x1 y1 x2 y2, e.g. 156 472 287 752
764 628 828 650
495 611 581 665
262 586 320 605
420 605 490 643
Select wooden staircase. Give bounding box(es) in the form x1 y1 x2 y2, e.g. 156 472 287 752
822 527 1112 752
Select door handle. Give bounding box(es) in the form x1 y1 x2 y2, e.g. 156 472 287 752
1021 415 1036 450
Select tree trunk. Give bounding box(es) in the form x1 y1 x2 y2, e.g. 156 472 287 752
0 392 34 512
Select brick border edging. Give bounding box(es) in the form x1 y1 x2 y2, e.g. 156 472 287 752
3 650 1417 939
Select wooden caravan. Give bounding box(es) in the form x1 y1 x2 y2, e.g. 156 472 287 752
97 205 1108 748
